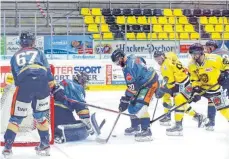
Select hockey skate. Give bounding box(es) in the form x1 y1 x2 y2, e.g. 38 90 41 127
2 148 12 159
205 118 215 131
135 128 153 142
35 144 50 156
159 116 171 126
193 113 207 128
124 125 140 136
166 122 183 136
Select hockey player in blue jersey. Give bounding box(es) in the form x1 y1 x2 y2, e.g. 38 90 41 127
111 49 159 142
2 31 54 158
52 71 105 144
204 40 229 131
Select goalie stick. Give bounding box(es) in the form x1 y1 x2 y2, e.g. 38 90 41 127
150 83 218 124
95 113 121 144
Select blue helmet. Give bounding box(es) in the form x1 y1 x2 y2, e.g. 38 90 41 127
73 71 89 87
205 40 218 49
111 49 125 63
189 43 204 55
20 31 35 47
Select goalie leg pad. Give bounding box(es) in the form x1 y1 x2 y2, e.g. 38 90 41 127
55 123 89 143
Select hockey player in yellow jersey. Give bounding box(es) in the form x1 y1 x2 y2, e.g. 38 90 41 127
158 52 195 126
153 51 206 136
188 43 229 130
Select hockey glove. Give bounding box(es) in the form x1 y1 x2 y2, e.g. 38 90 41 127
52 84 65 102
191 86 202 103
218 70 229 87
119 96 131 112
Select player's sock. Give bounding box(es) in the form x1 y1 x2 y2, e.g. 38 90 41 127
185 106 196 117
4 123 19 150
38 129 50 146
124 117 140 135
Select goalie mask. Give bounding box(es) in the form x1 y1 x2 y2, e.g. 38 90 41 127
73 71 89 88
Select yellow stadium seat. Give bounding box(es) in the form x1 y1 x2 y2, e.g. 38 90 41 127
126 33 136 40
95 16 105 24
81 8 91 16
137 16 147 25
153 25 163 32
173 9 183 16
179 33 189 39
184 25 195 32
175 25 184 32
169 33 178 39
147 33 157 39
164 9 173 16
158 33 168 39
116 16 126 24
164 25 173 32
211 33 221 40
218 17 228 24
215 25 224 32
93 34 102 39
147 16 157 24
178 16 189 24
91 8 102 16
103 32 113 39
208 17 218 24
84 16 94 24
158 17 168 24
200 16 208 24
88 24 98 32
205 25 215 32
100 24 110 32
225 25 229 32
223 33 229 40
168 17 176 24
137 32 147 40
127 16 137 25
190 32 200 39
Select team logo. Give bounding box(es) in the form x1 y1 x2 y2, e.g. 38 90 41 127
126 73 132 81
205 68 212 72
213 97 221 106
199 73 208 83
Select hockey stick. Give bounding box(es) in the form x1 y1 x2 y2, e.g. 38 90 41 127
150 83 218 124
63 97 135 117
151 98 159 121
95 113 121 144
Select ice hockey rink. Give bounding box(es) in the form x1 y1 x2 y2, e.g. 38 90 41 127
1 91 229 159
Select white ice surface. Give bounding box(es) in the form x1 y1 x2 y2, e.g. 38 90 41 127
1 91 229 159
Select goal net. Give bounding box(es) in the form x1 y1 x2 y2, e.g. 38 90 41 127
0 84 54 147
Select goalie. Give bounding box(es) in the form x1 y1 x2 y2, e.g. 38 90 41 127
52 71 105 144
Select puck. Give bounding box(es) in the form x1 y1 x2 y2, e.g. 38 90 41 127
112 135 117 137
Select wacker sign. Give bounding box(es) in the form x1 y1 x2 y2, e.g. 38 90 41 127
93 40 179 54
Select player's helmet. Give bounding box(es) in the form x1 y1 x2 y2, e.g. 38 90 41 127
20 31 35 47
153 51 165 58
73 71 89 87
205 40 218 49
189 43 204 55
111 49 125 63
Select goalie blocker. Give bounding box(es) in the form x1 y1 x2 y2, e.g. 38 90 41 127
54 113 105 144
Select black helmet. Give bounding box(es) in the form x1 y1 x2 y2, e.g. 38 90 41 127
111 49 125 63
189 43 204 55
73 71 89 87
153 51 165 58
20 31 35 47
205 40 218 49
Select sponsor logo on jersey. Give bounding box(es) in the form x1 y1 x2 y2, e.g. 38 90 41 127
205 67 212 72
213 97 221 106
126 73 132 81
